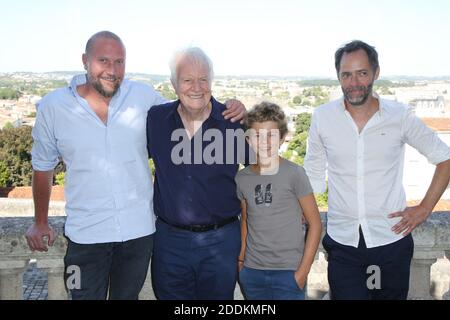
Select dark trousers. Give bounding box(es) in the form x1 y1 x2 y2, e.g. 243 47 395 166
63 234 153 300
322 229 414 300
152 218 241 300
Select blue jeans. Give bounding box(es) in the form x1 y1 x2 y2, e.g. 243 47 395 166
152 218 241 300
239 266 306 300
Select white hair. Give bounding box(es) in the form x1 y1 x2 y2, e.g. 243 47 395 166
169 47 214 86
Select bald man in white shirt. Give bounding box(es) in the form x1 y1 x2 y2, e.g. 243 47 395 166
304 40 450 300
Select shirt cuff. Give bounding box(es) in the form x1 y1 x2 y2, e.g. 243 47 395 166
32 160 58 172
428 148 450 165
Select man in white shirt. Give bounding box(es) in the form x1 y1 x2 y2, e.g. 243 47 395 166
25 31 245 300
304 40 450 300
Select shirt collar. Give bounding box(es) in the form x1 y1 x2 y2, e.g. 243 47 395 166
210 96 225 121
69 74 87 97
166 96 225 121
338 91 386 116
68 73 129 99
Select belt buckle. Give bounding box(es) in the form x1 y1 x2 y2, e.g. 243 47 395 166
182 216 236 232
191 224 210 232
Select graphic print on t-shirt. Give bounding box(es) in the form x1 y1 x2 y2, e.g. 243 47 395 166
254 183 273 206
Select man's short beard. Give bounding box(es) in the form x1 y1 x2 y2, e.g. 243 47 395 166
343 83 373 107
86 74 120 98
92 81 119 98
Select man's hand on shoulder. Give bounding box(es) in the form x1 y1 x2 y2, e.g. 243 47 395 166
223 99 246 123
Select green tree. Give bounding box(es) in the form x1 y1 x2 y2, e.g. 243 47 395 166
0 161 11 187
376 86 394 95
292 95 302 105
297 79 339 87
282 149 303 166
55 172 65 186
156 83 177 100
52 161 66 185
285 111 328 205
294 113 311 134
299 87 330 107
287 131 308 161
3 122 14 130
0 88 21 100
0 126 33 186
283 112 312 164
275 90 290 100
315 187 328 209
149 159 155 178
300 98 313 106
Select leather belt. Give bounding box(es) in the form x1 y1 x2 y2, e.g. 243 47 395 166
158 216 238 232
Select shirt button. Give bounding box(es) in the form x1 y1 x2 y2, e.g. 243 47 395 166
187 175 192 179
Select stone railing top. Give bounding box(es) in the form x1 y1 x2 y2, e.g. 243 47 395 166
317 212 450 248
0 216 66 261
0 212 449 262
0 198 65 217
411 211 449 249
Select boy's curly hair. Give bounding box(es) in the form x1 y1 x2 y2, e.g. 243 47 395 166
243 101 288 138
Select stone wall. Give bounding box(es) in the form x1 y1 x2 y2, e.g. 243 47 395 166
0 212 449 300
0 198 65 217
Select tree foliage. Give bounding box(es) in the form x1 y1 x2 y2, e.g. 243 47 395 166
0 161 10 187
283 112 312 165
283 112 328 206
0 88 21 100
297 79 339 87
0 126 65 186
292 95 302 105
0 126 33 186
294 113 312 134
156 83 177 100
55 171 65 186
301 87 330 107
3 122 14 130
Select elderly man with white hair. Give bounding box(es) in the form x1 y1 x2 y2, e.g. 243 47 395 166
147 47 249 300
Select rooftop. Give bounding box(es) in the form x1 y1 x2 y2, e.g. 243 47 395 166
421 118 450 132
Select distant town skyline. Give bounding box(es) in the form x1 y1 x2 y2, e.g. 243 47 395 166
1 0 450 77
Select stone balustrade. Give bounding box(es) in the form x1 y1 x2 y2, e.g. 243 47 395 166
0 213 449 300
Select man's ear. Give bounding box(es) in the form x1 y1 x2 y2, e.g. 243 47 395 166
170 79 177 92
245 135 253 148
280 135 286 146
374 66 380 81
82 53 88 70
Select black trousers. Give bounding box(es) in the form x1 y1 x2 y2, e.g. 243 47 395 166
63 234 153 300
322 228 414 300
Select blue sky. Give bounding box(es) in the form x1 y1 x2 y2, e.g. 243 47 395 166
1 0 449 77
